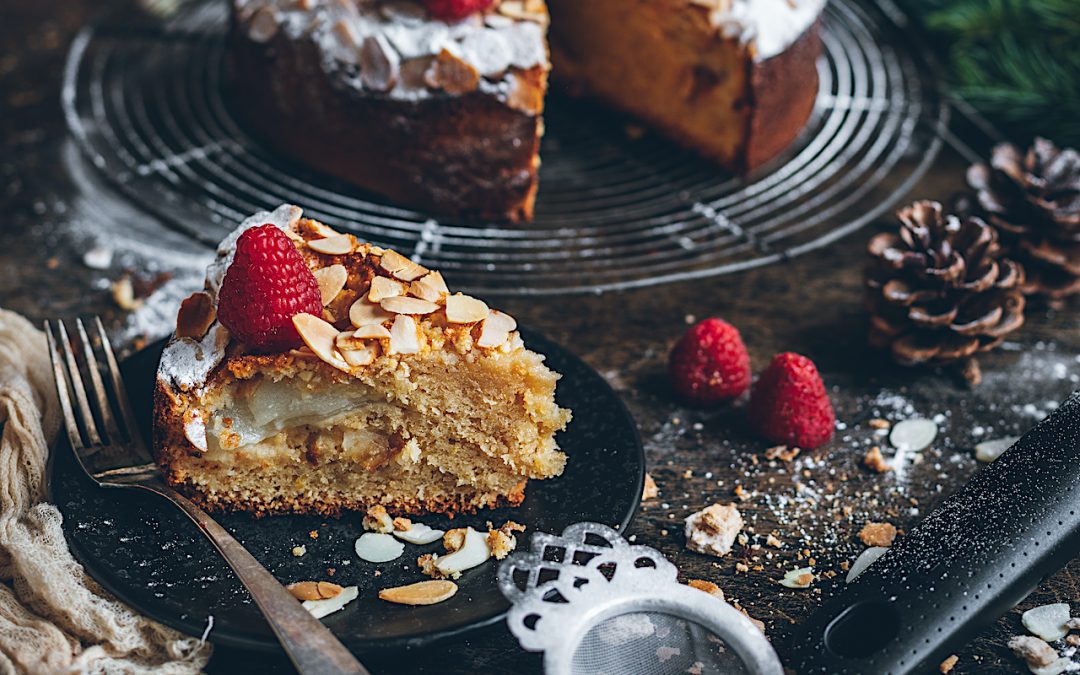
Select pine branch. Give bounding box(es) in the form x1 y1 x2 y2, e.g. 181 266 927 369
894 0 1080 146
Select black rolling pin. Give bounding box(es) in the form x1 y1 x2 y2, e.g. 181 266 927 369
792 390 1080 674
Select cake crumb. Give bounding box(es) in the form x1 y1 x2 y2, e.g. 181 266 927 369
291 545 307 557
1009 635 1058 670
363 505 394 533
392 517 412 532
858 522 897 547
684 503 744 558
417 554 446 579
1066 635 1080 647
863 446 892 473
766 534 783 548
308 530 319 540
642 473 659 500
487 521 526 560
443 528 468 553
733 485 751 502
779 567 815 589
686 579 724 600
326 567 336 577
868 418 891 430
939 654 958 673
764 445 801 462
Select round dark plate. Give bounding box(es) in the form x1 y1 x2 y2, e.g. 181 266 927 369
51 328 643 653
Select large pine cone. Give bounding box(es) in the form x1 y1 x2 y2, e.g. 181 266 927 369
866 200 1026 368
967 138 1080 299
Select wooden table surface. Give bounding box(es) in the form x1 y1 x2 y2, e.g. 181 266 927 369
3 0 1075 673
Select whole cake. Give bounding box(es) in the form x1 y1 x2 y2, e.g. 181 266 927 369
228 0 824 222
154 204 571 516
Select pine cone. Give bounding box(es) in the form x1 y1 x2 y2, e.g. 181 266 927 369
865 201 1025 374
967 137 1080 299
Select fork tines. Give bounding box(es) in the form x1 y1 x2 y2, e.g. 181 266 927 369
44 317 141 455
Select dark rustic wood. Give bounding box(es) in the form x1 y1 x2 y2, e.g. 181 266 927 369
3 1 1078 673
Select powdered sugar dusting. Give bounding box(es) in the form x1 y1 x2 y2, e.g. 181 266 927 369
157 204 301 391
159 323 231 391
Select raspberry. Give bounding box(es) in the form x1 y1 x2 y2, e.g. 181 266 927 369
423 0 495 21
668 318 751 405
747 352 835 449
216 224 323 353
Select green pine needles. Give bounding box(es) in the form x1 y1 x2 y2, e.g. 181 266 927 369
895 0 1080 145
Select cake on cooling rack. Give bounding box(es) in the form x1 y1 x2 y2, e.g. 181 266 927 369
153 204 571 516
227 0 823 223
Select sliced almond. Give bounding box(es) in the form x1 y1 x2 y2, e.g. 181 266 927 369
341 345 376 367
409 271 449 304
388 315 420 355
445 294 489 324
393 522 444 545
182 409 208 452
379 580 458 606
425 48 481 95
287 581 344 601
289 347 320 361
176 292 216 339
303 586 358 619
335 330 363 351
435 527 491 577
308 235 355 256
477 310 517 348
349 298 394 327
368 276 405 303
381 296 439 315
379 250 428 282
498 1 546 23
355 533 405 563
313 264 348 306
308 220 342 239
352 324 392 340
293 313 350 373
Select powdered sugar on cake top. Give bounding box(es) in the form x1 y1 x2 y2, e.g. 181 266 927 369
159 204 301 392
234 0 547 102
717 0 827 60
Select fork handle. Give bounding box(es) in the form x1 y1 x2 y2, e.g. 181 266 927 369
149 486 370 675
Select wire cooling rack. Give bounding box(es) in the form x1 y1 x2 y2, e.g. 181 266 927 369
63 0 948 295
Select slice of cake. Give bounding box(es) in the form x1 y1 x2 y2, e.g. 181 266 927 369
546 0 824 171
153 204 570 516
228 0 550 223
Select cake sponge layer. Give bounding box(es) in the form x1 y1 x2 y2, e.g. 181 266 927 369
155 337 570 516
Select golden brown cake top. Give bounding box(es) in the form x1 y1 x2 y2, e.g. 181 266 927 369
158 204 526 393
233 0 549 105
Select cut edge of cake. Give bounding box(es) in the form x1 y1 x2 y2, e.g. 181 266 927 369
153 204 571 517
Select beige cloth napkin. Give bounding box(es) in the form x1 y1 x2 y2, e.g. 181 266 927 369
0 309 211 674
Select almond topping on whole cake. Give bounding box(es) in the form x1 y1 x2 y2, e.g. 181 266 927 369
228 0 825 222
153 204 571 516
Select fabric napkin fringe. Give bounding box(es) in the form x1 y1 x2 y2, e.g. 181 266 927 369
0 309 210 674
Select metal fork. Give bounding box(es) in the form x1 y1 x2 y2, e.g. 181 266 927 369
45 317 369 675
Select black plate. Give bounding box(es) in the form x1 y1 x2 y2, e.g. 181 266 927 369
52 328 643 653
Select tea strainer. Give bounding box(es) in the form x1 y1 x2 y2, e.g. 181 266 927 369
497 522 783 675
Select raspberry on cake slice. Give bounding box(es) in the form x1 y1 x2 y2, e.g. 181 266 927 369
153 204 571 516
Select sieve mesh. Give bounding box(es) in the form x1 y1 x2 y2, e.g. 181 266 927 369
571 612 751 675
